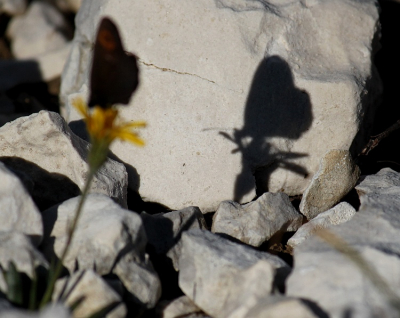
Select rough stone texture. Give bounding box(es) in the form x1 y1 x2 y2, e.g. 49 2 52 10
226 295 321 318
159 296 203 318
0 163 43 245
0 303 71 318
6 1 72 59
286 168 400 318
141 206 208 271
300 149 360 219
0 111 128 207
0 231 48 295
41 194 161 308
178 229 290 317
60 0 381 212
53 269 126 318
0 0 27 15
288 202 356 248
212 192 303 247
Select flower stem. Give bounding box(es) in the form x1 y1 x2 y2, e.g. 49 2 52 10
39 167 97 308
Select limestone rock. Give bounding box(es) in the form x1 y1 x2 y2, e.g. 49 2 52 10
0 231 48 295
0 0 27 15
51 0 82 13
6 1 72 59
53 270 126 318
141 206 208 270
158 296 203 318
178 229 290 317
286 169 400 318
300 150 360 219
0 303 71 318
0 162 43 245
288 202 356 248
41 194 161 308
212 192 303 247
0 111 128 207
60 0 381 212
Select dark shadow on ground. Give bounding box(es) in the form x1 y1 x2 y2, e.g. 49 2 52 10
220 56 313 202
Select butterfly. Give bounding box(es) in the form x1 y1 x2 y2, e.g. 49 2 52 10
88 17 139 108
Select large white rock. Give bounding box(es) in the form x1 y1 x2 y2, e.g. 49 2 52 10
60 0 381 212
41 194 161 308
0 111 128 207
0 162 43 245
178 229 290 317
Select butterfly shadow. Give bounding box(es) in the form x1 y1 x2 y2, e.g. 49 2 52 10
219 55 313 202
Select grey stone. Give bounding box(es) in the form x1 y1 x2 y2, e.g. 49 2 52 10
286 169 400 318
0 303 71 318
158 296 203 318
288 202 356 248
41 194 161 308
212 192 303 247
53 269 126 318
178 229 290 317
0 111 128 207
60 0 380 212
0 231 48 295
0 162 43 245
141 206 208 270
0 0 27 15
300 150 360 219
6 1 72 59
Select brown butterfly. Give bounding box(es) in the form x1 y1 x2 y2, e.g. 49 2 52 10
88 17 139 108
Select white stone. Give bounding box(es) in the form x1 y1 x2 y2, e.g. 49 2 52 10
51 0 82 13
53 270 126 318
41 194 161 308
0 162 43 245
300 150 360 219
60 0 381 212
159 296 203 318
0 303 71 318
226 295 320 318
178 229 290 317
0 231 48 295
212 192 303 247
0 111 128 207
287 169 400 317
0 0 27 15
141 206 208 270
6 1 72 59
288 202 356 248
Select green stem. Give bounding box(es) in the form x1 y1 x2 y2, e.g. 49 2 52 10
39 167 97 308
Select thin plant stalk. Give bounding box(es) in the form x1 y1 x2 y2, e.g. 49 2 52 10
39 166 97 308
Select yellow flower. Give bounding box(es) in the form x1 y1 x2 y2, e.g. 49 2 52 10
72 96 146 147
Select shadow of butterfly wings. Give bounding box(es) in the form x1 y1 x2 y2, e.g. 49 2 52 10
88 17 139 108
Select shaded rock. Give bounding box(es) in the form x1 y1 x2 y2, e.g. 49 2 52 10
300 150 360 219
53 269 126 318
288 202 356 248
212 192 302 247
286 168 400 317
61 0 380 212
141 206 208 270
0 162 43 245
0 0 27 15
41 194 161 308
158 296 203 318
178 229 290 317
6 1 72 59
0 111 128 207
51 0 82 13
0 303 71 318
0 231 48 295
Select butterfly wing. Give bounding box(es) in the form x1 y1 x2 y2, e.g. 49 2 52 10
88 17 139 108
